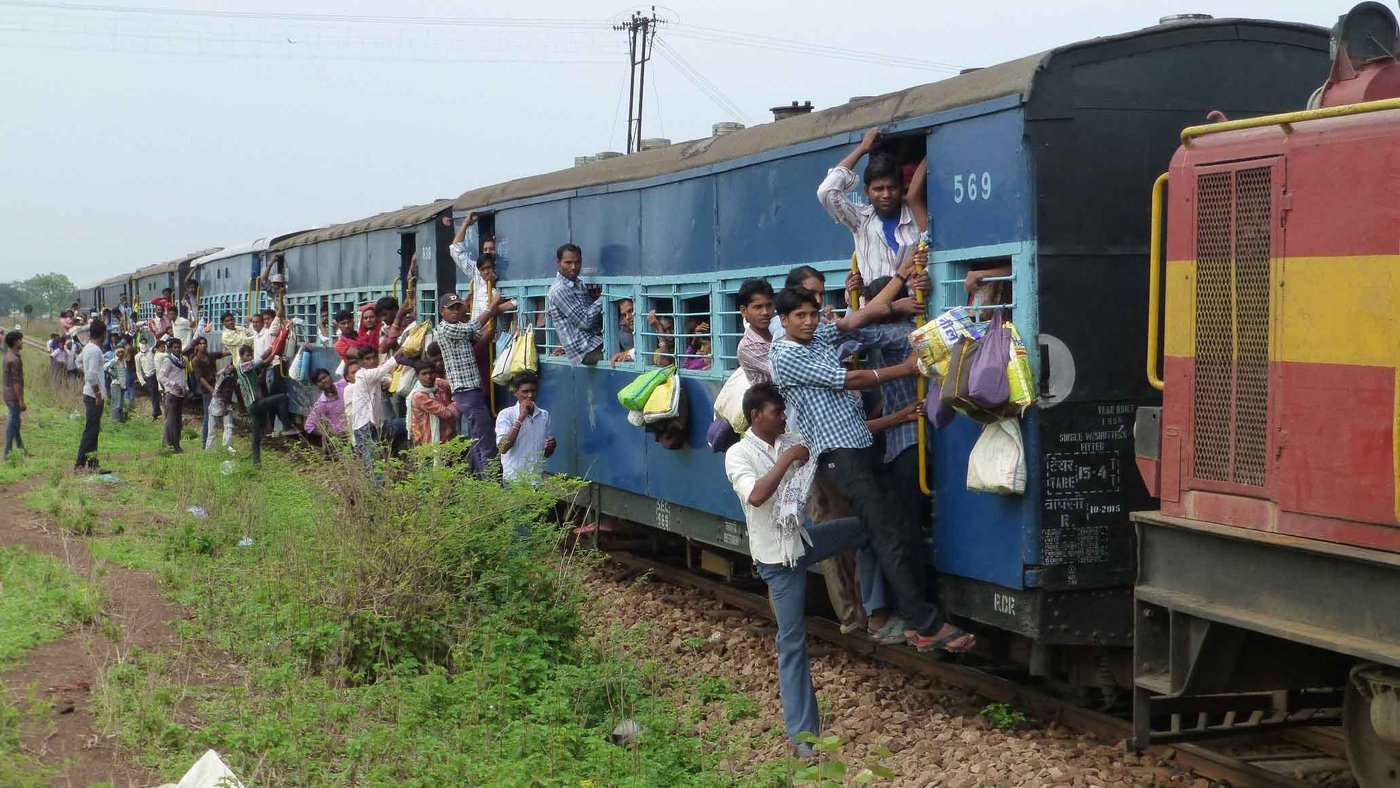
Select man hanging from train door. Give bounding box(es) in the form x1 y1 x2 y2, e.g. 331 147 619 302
435 291 504 476
769 272 975 654
817 128 930 297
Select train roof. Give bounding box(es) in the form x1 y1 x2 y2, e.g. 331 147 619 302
453 16 1325 211
190 231 308 269
269 199 454 252
130 249 221 280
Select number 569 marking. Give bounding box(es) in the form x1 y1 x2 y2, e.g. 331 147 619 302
953 172 993 204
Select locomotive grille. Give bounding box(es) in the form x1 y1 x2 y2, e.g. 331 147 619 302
1193 172 1233 482
1191 166 1274 488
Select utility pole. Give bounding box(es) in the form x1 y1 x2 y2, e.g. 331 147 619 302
614 7 663 154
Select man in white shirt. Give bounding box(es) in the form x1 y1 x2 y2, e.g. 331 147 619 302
450 211 516 321
817 127 929 295
344 346 399 483
723 381 868 760
494 370 555 483
75 320 108 472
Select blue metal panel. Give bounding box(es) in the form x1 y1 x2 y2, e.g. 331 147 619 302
640 179 716 275
569 192 641 277
335 237 362 289
495 201 570 281
412 222 439 286
931 409 1043 591
641 376 741 520
716 149 852 270
366 229 400 283
925 108 1033 250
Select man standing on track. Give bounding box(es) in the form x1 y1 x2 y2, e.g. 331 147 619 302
434 291 501 476
3 330 28 462
75 320 107 473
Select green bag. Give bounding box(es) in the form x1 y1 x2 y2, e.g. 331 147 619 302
618 366 675 411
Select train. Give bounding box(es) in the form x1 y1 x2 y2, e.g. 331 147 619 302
74 7 1398 783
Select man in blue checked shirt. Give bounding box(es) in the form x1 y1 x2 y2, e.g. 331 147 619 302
545 244 604 365
769 258 976 654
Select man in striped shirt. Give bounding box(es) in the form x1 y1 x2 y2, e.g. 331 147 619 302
769 277 974 654
817 128 929 295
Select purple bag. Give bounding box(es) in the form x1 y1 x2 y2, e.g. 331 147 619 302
925 379 957 429
966 313 1011 411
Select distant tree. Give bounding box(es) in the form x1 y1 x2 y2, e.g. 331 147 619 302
0 282 23 316
22 273 77 318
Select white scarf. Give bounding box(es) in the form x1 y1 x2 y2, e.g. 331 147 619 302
750 432 816 568
405 378 442 446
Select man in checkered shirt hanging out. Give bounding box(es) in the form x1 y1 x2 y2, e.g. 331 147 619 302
545 243 605 366
768 262 976 655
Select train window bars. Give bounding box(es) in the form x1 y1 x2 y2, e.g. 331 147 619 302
416 285 437 327
934 256 1016 322
603 285 638 367
639 282 713 370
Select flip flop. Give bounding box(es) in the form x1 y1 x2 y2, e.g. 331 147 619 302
915 626 976 654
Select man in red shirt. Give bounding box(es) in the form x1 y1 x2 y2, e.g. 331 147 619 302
333 309 377 363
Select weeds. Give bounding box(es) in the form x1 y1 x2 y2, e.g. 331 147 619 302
0 545 103 667
980 701 1028 731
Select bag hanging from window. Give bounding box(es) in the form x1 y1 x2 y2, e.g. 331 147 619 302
617 365 674 411
712 367 752 432
509 325 537 377
967 312 1012 411
491 329 517 385
389 363 416 396
966 418 1026 494
910 307 980 379
288 347 309 382
642 369 682 423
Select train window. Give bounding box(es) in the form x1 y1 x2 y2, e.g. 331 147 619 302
603 286 637 366
936 257 1015 321
640 283 712 370
416 286 437 326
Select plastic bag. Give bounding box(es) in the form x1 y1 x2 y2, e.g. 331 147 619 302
910 307 980 379
966 419 1026 494
491 331 517 385
1006 322 1035 411
399 321 432 357
642 371 682 423
288 347 309 382
967 313 1011 411
509 326 537 377
618 366 673 411
389 364 415 396
712 368 752 432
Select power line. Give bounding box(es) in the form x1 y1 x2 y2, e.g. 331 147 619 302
614 8 662 153
667 22 963 72
654 39 752 125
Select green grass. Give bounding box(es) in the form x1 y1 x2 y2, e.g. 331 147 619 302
6 346 800 786
0 545 103 668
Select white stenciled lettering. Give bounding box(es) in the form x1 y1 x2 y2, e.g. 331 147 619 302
994 593 1017 616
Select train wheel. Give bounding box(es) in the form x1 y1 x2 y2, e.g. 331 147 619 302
1346 665 1400 787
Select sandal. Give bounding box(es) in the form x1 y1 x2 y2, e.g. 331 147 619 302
913 625 976 654
871 617 909 645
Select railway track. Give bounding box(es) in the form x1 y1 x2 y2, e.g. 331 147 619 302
602 548 1353 788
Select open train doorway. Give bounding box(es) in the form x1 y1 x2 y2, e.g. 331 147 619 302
398 233 416 302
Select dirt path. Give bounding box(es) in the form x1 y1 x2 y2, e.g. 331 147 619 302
0 480 183 787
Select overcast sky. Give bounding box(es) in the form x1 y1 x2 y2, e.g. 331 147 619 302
1 0 1338 284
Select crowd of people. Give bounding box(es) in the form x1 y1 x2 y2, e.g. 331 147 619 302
6 127 997 763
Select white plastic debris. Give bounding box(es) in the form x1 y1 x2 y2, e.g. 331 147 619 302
611 719 644 746
156 749 245 788
220 459 236 475
237 536 254 548
185 505 207 519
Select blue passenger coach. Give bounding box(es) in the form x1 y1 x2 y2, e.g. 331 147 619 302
464 18 1329 661
270 200 457 377
190 233 307 353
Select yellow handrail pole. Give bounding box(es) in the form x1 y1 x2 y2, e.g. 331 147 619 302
485 280 497 414
1181 97 1400 146
914 239 932 496
1147 173 1169 392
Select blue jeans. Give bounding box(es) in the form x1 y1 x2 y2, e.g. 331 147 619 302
3 401 23 459
451 388 496 476
858 546 888 616
109 384 128 422
755 517 868 744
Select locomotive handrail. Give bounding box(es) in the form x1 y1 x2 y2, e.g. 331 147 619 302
1181 97 1400 145
1147 172 1168 392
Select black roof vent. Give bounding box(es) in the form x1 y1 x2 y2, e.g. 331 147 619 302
771 100 814 121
